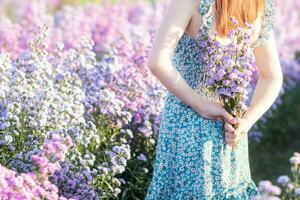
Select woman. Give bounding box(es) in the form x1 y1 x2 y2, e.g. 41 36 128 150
145 0 283 199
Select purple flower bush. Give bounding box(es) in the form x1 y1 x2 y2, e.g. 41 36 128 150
0 26 85 164
0 26 135 198
252 180 282 200
0 133 73 199
0 1 167 197
274 0 300 60
0 0 165 58
50 161 99 200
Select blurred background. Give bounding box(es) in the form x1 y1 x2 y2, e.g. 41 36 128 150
0 0 299 199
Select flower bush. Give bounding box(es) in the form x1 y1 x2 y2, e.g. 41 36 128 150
0 1 167 198
0 27 135 199
0 133 72 199
252 152 300 200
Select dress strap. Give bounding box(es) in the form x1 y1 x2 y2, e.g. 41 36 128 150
198 0 216 34
251 0 275 48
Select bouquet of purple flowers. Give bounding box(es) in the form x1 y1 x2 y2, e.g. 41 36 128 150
200 16 256 119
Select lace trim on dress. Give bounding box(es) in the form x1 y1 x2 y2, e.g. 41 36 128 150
198 0 215 35
198 0 216 16
251 0 275 48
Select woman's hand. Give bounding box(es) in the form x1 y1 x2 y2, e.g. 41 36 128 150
191 96 237 125
224 118 252 147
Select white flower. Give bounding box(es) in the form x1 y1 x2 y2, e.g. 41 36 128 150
295 188 300 196
4 135 13 144
266 197 281 200
289 156 300 165
258 180 281 195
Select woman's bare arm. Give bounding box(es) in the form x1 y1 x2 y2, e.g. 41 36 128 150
242 31 283 127
147 0 200 107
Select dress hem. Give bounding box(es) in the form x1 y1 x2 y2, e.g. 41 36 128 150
145 181 260 200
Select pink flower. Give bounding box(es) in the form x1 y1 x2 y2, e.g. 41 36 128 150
31 155 48 167
65 135 73 147
51 133 61 142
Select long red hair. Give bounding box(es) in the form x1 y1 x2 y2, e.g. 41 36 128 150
215 0 265 36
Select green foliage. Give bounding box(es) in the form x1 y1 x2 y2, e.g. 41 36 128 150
249 83 300 183
117 124 158 199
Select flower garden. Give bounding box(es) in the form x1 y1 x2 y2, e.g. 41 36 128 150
0 0 299 199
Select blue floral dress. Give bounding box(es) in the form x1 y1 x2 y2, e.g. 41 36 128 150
145 0 274 199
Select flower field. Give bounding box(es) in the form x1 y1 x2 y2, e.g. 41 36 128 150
0 0 299 199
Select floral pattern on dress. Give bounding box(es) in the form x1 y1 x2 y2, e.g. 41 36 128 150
145 0 274 199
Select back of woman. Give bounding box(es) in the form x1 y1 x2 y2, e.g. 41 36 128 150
145 0 283 199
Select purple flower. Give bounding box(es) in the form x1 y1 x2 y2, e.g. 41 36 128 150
223 57 234 67
137 153 147 161
277 175 290 186
217 88 231 97
227 30 235 39
198 40 208 48
216 69 226 80
222 80 230 85
214 41 222 48
229 16 238 26
228 73 239 79
112 146 122 153
207 47 214 54
245 21 254 29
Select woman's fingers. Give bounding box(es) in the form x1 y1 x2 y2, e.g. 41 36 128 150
224 131 237 139
200 113 215 120
224 137 237 147
224 122 235 133
233 123 243 137
224 131 239 147
220 109 236 124
217 106 238 124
